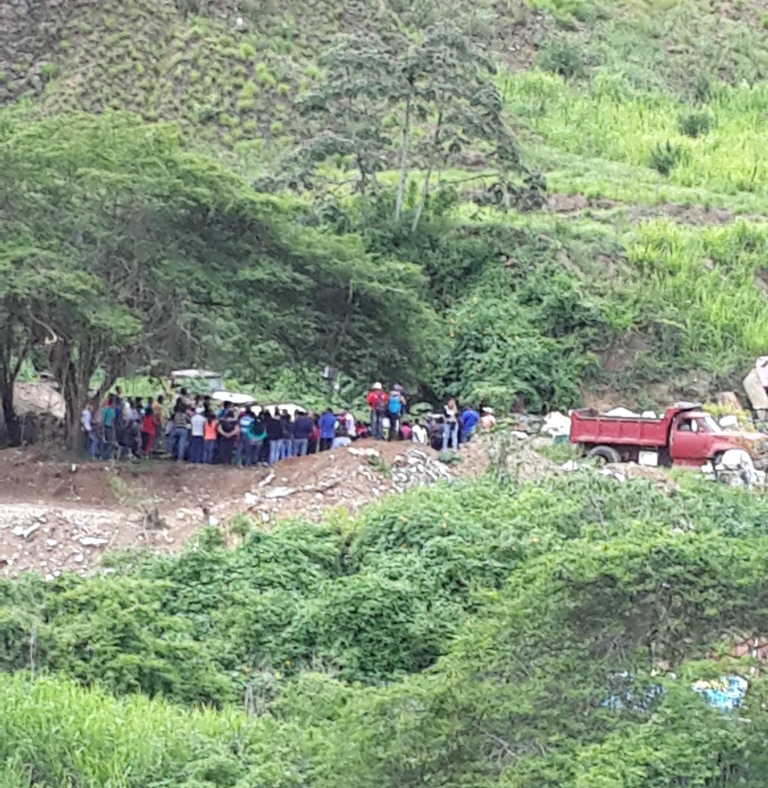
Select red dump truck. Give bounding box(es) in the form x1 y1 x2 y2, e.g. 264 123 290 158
569 403 758 468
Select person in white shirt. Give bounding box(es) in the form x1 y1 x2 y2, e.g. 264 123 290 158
411 421 428 445
342 409 356 438
81 404 99 460
189 409 206 463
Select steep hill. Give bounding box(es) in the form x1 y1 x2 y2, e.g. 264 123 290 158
4 0 768 413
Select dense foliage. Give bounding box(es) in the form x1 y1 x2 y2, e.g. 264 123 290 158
6 472 768 784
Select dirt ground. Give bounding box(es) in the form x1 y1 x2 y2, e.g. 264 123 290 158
0 440 484 579
0 434 680 579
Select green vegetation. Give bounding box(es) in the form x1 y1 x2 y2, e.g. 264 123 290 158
6 472 768 783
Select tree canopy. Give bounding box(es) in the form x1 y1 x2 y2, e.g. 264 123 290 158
0 111 436 441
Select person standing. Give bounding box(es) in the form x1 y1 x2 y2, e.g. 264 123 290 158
203 412 218 464
366 383 388 440
442 398 459 452
460 405 480 443
279 410 293 460
101 395 117 460
81 401 99 460
265 410 282 465
152 395 165 452
292 409 313 457
387 388 404 441
217 409 239 465
236 407 257 467
318 408 337 452
170 403 190 461
141 406 157 457
189 407 206 463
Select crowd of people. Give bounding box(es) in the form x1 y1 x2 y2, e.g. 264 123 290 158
79 382 497 464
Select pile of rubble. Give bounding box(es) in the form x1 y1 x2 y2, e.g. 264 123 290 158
390 449 453 492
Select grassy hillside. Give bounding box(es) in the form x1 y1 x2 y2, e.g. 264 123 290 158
4 0 768 409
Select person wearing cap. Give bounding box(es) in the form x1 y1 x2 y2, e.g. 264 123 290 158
366 382 389 440
480 406 497 431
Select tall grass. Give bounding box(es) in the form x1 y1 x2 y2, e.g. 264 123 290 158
506 70 768 199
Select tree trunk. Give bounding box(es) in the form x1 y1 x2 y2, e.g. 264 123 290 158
395 97 411 221
1 387 21 447
411 109 442 233
411 160 434 233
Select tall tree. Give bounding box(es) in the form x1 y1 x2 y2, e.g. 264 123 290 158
285 26 521 229
0 111 436 445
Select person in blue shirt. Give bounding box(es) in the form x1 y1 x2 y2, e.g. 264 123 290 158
318 408 337 452
460 404 480 443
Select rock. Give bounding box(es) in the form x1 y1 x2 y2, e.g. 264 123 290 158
207 515 220 527
13 523 41 540
265 486 296 499
73 554 85 564
243 492 257 506
258 471 275 487
349 447 380 458
46 539 58 548
79 536 108 547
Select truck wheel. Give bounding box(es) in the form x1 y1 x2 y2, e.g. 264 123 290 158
587 445 621 464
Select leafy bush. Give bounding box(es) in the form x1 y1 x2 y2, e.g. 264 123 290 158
7 473 768 785
678 110 714 138
648 140 687 176
537 39 588 79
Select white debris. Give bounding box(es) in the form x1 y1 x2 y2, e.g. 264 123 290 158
46 539 58 548
264 486 296 499
561 460 581 472
258 472 275 487
542 411 571 438
12 523 41 540
243 492 257 506
349 447 380 458
73 554 85 564
78 536 108 547
605 407 639 417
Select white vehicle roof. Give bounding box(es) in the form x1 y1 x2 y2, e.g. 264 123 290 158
171 369 221 379
211 390 258 406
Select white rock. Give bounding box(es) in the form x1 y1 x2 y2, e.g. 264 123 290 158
264 486 296 499
73 554 85 563
243 492 257 506
46 539 58 548
79 536 108 547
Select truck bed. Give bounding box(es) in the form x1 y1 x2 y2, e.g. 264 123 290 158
570 409 669 447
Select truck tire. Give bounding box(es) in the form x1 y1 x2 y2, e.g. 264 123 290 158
587 445 621 464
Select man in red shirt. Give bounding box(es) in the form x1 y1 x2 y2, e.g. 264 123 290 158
365 382 388 440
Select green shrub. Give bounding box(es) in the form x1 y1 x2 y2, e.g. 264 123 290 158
678 110 714 138
537 38 588 79
648 140 686 176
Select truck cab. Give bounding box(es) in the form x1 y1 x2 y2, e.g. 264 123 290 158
668 410 736 465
